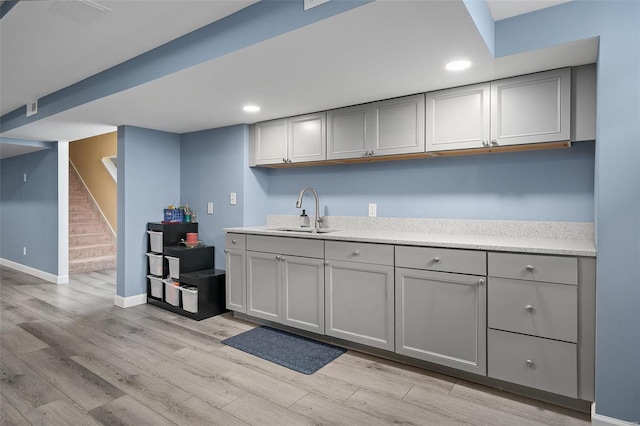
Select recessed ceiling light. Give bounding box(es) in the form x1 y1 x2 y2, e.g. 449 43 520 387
445 60 471 71
243 105 260 112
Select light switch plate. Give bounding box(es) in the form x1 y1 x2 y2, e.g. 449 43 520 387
368 203 377 217
230 193 237 205
207 202 213 214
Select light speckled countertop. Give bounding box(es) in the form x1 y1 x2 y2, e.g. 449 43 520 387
225 216 596 257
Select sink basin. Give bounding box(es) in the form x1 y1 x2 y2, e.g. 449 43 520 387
272 227 339 234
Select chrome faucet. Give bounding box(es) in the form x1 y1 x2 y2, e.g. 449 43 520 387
296 187 322 231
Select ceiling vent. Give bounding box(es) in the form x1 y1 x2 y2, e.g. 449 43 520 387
49 0 111 25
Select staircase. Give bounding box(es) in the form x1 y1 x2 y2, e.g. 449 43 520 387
69 166 117 273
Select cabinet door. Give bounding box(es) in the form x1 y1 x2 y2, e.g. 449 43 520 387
371 94 425 156
395 268 486 375
325 260 394 351
225 248 246 313
491 68 570 146
282 255 325 334
288 112 326 163
327 104 371 160
247 251 281 322
255 119 288 165
426 84 490 152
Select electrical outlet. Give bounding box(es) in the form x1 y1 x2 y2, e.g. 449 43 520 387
368 203 377 217
207 202 214 214
23 247 27 256
230 193 237 205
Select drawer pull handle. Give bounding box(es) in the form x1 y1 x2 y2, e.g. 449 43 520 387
433 257 440 263
526 265 534 272
526 359 535 368
353 250 360 256
525 304 534 312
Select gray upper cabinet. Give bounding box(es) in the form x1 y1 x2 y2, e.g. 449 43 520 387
327 104 371 159
255 119 288 165
288 113 326 163
255 113 326 165
371 95 425 156
426 83 490 152
327 94 425 160
490 68 571 147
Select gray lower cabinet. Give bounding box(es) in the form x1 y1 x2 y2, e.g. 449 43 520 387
325 259 395 351
247 251 281 322
488 329 577 398
282 255 325 333
225 233 247 313
225 248 246 313
395 268 487 375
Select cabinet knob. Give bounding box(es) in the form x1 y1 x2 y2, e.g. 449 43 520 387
433 257 440 263
353 250 360 256
478 278 485 285
275 255 281 260
525 304 534 312
287 158 292 163
526 265 534 272
323 261 329 266
282 158 287 163
280 256 285 261
482 140 489 147
491 140 498 146
370 150 375 156
224 249 229 253
232 239 237 244
526 359 535 368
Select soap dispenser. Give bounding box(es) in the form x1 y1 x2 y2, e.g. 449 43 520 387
300 209 310 228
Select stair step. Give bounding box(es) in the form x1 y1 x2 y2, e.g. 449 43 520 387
70 203 96 213
70 233 114 246
69 244 116 260
69 255 117 274
69 211 100 223
70 221 106 235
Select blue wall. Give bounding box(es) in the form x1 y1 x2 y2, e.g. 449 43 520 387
180 125 248 269
0 148 58 274
264 142 595 222
117 126 180 298
496 1 640 422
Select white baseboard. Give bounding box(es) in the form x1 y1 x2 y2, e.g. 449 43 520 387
592 403 636 425
0 258 67 284
114 293 147 308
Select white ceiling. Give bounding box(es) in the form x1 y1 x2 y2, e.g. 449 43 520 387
1 0 593 157
486 0 572 21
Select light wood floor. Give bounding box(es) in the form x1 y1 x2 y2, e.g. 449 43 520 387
0 266 590 426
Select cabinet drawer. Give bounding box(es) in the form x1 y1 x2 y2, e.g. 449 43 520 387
488 278 577 342
488 252 577 285
247 235 323 258
325 241 394 266
396 246 486 275
225 233 246 250
488 329 577 398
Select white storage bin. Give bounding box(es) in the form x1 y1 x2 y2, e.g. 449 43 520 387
147 230 163 253
164 279 180 306
147 275 163 298
179 285 198 313
146 253 163 276
166 256 180 279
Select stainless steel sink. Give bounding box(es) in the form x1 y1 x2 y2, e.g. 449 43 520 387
272 227 339 234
